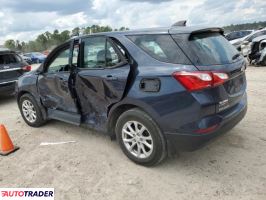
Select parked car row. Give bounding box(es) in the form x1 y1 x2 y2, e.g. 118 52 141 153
22 52 47 64
225 30 254 41
226 28 266 66
0 49 48 96
248 35 266 66
0 49 31 95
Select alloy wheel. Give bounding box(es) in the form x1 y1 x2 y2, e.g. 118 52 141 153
22 100 37 123
122 121 153 159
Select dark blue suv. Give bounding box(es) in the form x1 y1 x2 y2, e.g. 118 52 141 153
16 26 247 166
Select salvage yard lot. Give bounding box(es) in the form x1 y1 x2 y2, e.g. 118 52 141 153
0 66 266 200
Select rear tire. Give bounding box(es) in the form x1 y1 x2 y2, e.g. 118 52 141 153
261 57 266 66
115 108 167 166
19 94 46 127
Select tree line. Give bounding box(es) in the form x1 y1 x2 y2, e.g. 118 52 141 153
223 21 266 33
4 25 129 53
5 21 266 52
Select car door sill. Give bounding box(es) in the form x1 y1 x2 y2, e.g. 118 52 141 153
47 109 81 126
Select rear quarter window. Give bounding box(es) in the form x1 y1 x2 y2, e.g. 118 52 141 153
127 34 191 65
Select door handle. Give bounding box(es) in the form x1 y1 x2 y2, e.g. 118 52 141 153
106 75 118 81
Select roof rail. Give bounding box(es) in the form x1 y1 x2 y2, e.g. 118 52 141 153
171 20 187 27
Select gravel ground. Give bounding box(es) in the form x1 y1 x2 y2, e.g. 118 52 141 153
0 66 266 200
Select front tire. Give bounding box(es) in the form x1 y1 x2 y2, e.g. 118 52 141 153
115 108 166 166
19 94 46 127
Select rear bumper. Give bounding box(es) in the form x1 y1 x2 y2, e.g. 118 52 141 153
0 81 16 95
165 97 247 153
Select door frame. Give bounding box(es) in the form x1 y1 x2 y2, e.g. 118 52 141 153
37 40 80 113
78 35 128 71
73 35 131 131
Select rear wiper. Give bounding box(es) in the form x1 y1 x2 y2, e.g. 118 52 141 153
232 53 241 60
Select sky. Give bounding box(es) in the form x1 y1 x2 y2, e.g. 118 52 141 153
0 0 266 44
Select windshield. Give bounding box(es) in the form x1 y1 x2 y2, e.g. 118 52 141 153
173 33 240 66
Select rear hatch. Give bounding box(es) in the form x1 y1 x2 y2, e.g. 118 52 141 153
171 30 246 112
0 53 24 85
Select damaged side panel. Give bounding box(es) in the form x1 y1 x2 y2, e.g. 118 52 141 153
258 41 266 65
76 65 131 131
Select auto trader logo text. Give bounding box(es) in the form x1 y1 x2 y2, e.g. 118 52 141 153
0 188 54 199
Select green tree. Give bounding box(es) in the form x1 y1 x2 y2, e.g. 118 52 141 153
16 40 22 51
3 24 130 52
59 30 71 43
4 39 16 50
36 34 48 51
71 27 80 37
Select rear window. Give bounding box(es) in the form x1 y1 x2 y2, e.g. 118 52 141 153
0 54 19 65
173 33 239 66
127 34 191 64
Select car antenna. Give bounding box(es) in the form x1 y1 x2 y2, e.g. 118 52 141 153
171 20 187 27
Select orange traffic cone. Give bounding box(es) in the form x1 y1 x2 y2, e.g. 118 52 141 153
0 124 19 156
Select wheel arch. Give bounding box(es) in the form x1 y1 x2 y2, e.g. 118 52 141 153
17 90 30 103
17 90 48 120
107 99 161 140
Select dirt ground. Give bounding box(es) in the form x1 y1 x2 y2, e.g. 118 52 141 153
0 65 266 200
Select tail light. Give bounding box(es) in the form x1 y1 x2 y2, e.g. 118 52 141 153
172 71 229 92
22 65 32 72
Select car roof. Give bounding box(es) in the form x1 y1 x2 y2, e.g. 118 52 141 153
0 48 15 55
74 26 224 40
227 30 254 34
252 35 266 42
243 28 266 40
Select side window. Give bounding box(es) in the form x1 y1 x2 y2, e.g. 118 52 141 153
82 37 123 69
106 40 121 67
128 34 191 64
83 37 106 68
47 47 70 73
7 54 18 64
0 55 4 64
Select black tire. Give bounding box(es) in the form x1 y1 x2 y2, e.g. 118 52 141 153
261 57 266 66
115 108 167 166
19 93 46 127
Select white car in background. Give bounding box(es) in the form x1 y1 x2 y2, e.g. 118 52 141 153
225 30 254 41
19 54 32 64
230 28 266 56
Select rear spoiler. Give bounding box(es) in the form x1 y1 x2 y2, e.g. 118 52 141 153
169 26 224 36
190 27 224 35
188 27 224 40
